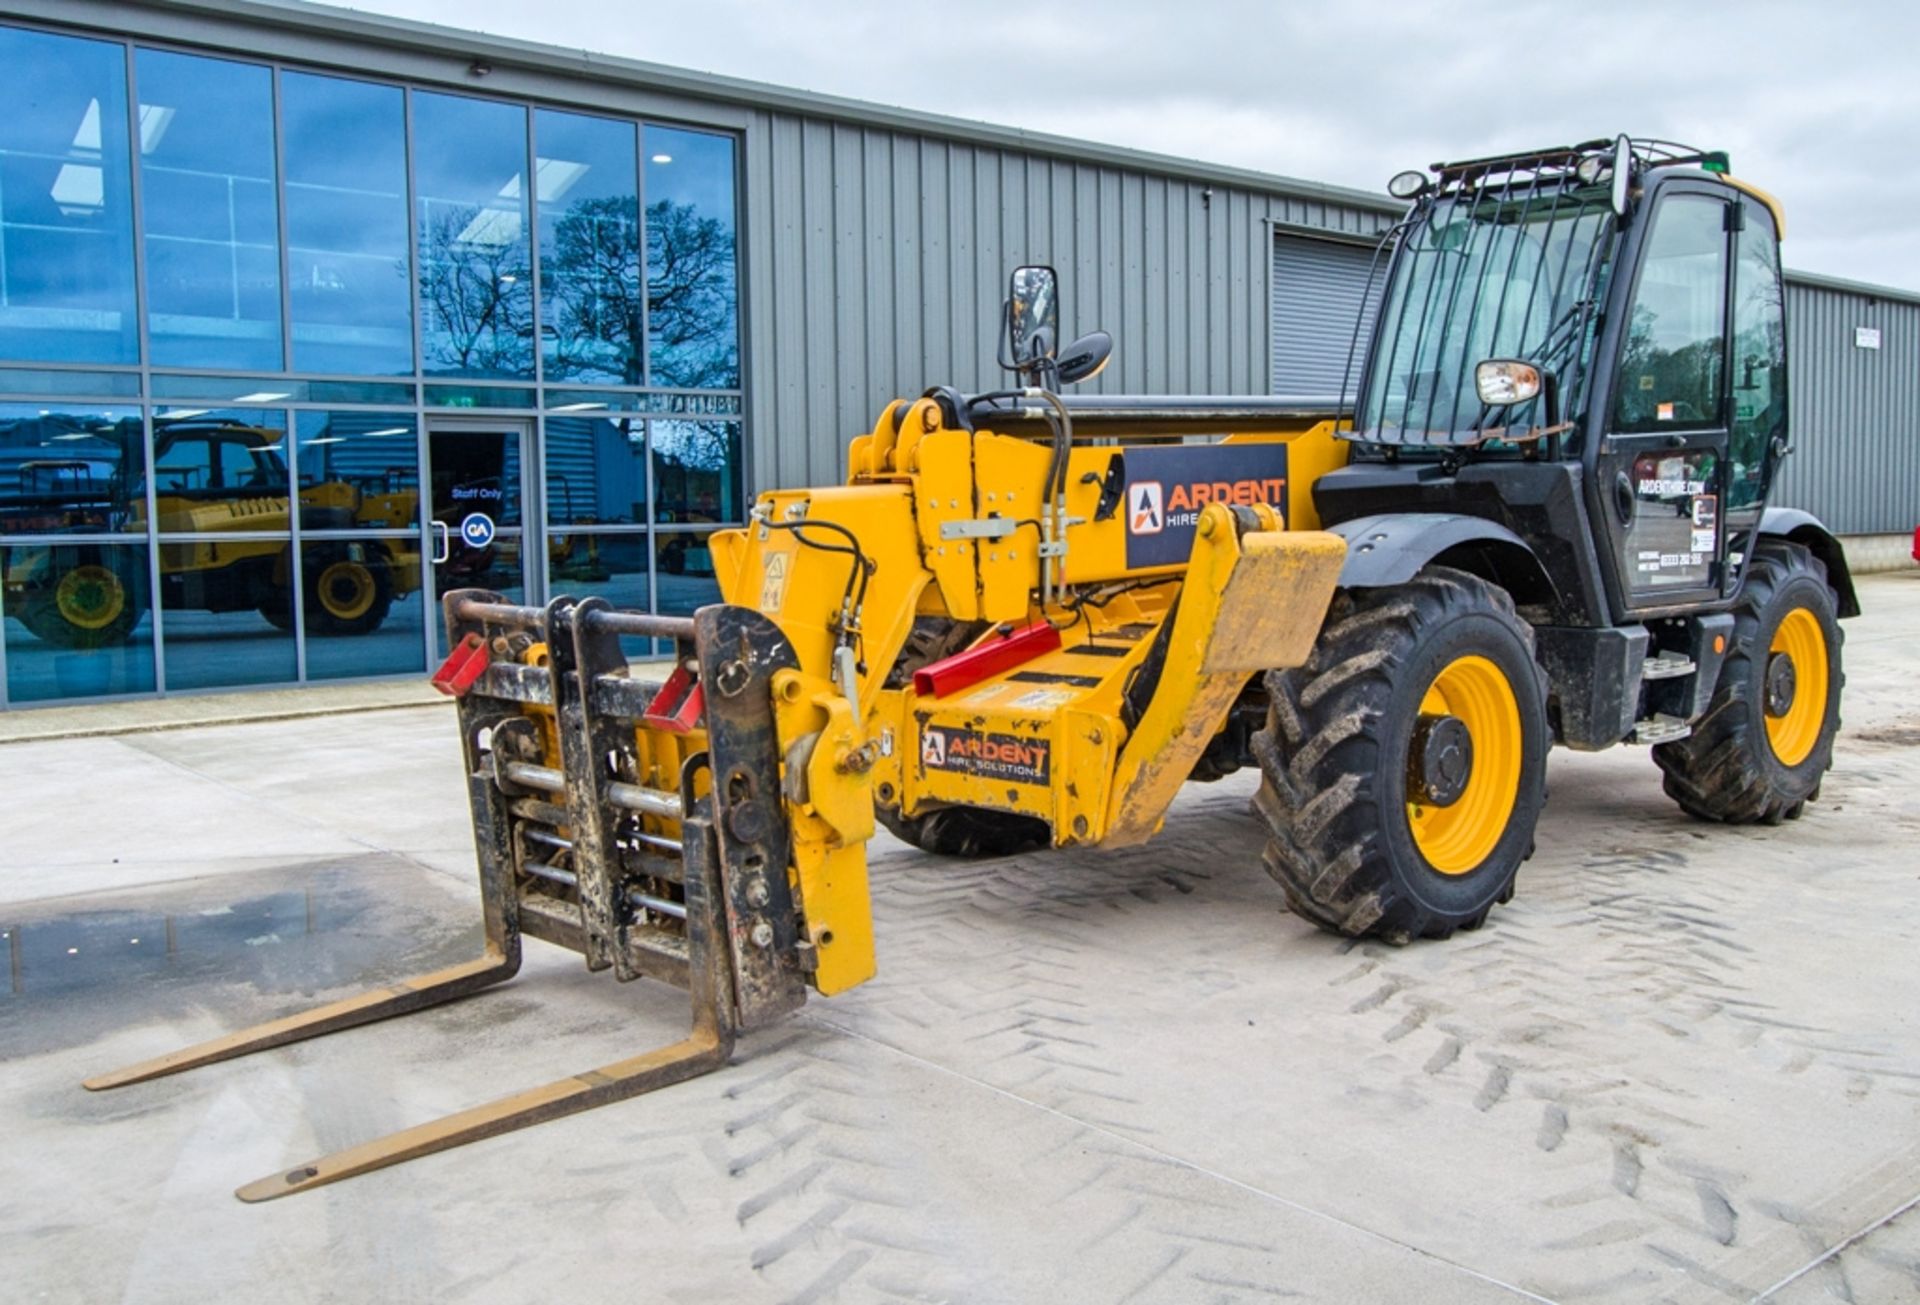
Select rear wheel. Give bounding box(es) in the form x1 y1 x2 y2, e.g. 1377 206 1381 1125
1252 567 1549 942
877 803 1050 858
17 555 148 649
1653 542 1842 824
304 546 394 637
876 616 1047 858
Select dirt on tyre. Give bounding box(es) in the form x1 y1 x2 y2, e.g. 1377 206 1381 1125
1654 541 1842 824
1251 566 1549 943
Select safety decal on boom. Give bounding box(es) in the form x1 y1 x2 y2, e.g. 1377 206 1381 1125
919 725 1051 786
1120 443 1288 568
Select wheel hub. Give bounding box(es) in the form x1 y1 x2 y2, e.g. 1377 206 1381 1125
1764 651 1797 717
56 565 126 629
319 562 375 619
1409 713 1474 808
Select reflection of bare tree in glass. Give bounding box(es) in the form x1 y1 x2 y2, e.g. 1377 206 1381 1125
653 420 731 469
417 205 534 375
647 199 738 389
546 197 642 382
653 419 735 522
543 196 737 388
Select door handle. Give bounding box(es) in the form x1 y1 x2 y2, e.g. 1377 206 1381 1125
1613 472 1635 525
431 520 450 563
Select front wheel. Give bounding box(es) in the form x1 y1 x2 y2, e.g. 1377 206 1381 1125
1653 542 1842 824
1252 567 1549 943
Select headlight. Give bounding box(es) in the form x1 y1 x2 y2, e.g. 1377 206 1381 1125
1387 170 1430 199
1475 360 1542 406
1574 156 1614 186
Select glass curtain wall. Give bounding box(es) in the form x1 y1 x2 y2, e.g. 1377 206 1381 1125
539 123 742 637
0 20 744 708
281 73 413 376
135 49 284 371
0 27 141 365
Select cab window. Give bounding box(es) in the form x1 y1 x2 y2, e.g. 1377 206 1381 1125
1728 205 1786 517
151 430 287 494
1613 195 1728 432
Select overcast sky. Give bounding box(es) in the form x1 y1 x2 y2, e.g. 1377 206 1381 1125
343 0 1920 291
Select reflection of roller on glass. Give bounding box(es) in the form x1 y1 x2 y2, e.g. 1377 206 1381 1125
0 419 423 647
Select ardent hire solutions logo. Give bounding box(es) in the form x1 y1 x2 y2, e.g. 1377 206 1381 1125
1129 481 1164 534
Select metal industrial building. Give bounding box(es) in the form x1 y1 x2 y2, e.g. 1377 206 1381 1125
1 0 1913 709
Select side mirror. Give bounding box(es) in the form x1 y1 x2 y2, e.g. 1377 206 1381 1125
1008 265 1059 368
1474 359 1542 406
1056 331 1112 385
1610 134 1632 217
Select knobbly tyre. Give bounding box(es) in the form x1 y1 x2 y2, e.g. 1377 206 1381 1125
86 137 1854 1200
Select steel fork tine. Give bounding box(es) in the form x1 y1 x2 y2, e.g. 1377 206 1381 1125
234 1022 731 1202
82 951 520 1091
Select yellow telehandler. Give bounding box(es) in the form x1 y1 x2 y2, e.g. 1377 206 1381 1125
2 419 421 646
86 137 1856 1201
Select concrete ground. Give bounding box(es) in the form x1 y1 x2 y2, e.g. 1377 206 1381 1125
2 575 1917 1304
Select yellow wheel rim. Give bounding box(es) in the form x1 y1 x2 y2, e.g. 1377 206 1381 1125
1764 607 1827 767
1408 654 1523 875
318 562 376 620
54 564 126 630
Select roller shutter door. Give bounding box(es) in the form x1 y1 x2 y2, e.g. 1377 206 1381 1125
1270 235 1382 398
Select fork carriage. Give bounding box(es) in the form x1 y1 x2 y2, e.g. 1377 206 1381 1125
87 590 820 1202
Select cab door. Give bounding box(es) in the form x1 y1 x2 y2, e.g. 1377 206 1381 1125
1594 187 1736 613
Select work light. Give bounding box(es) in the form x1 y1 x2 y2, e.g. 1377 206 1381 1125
1388 170 1429 199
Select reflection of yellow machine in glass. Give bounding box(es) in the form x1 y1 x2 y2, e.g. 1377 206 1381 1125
2 422 422 647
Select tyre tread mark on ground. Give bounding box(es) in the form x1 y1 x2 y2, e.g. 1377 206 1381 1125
1537 1103 1569 1152
1696 1178 1739 1247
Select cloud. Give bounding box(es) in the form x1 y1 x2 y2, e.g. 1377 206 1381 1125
353 0 1920 289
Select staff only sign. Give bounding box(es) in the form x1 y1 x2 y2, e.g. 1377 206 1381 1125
1120 443 1289 568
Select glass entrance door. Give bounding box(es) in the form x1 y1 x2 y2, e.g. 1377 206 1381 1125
427 422 532 631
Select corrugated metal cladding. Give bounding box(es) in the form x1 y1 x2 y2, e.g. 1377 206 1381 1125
741 119 1394 488
1774 276 1920 536
1270 235 1385 396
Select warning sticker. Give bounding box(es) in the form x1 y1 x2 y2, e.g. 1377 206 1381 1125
919 726 1051 786
1627 451 1717 590
758 551 791 614
1009 688 1076 710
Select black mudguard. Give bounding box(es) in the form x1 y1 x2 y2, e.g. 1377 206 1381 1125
1756 507 1859 618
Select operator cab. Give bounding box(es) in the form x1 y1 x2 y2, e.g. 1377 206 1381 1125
1326 137 1796 624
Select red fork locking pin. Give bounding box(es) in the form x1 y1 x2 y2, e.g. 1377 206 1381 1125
430 633 491 698
642 662 706 734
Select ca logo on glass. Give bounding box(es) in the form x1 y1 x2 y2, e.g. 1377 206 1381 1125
460 512 496 549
